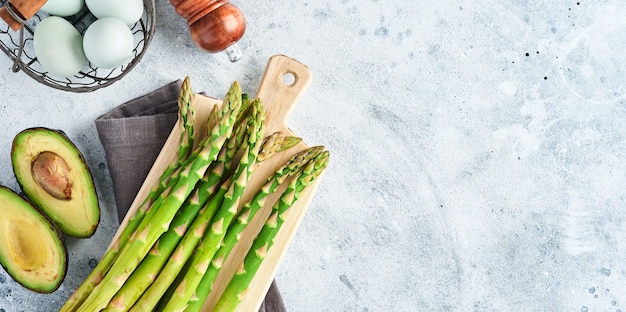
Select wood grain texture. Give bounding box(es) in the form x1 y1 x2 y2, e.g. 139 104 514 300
0 0 47 30
113 54 321 311
170 0 245 53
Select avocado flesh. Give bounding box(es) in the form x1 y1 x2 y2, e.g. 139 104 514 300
0 186 67 293
7 220 48 270
11 128 100 238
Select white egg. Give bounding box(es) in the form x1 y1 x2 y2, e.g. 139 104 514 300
34 16 87 77
85 0 144 25
83 18 134 69
40 0 84 17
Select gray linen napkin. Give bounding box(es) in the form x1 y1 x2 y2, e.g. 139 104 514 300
94 80 286 312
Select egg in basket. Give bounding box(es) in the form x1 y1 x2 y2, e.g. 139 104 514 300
0 0 155 92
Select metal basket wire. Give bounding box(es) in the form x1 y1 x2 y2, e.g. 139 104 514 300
0 0 155 92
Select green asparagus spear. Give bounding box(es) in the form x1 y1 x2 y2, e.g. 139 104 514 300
60 78 198 312
105 152 228 311
104 98 260 311
75 81 243 312
113 76 197 253
152 131 304 311
212 150 329 312
178 76 196 162
105 182 229 312
129 98 265 312
139 75 196 219
257 131 302 162
104 130 295 311
205 103 220 136
184 146 326 312
157 101 266 311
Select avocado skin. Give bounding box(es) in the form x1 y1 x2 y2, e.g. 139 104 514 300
11 127 101 238
0 186 68 293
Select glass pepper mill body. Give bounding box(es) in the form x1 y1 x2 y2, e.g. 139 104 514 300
170 0 246 62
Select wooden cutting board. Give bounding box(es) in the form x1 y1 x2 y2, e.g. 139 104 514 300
113 54 323 311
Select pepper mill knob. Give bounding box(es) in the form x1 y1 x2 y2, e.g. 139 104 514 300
170 0 246 62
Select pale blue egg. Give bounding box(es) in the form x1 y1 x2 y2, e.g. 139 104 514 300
82 18 134 69
40 0 84 17
33 16 87 77
85 0 144 25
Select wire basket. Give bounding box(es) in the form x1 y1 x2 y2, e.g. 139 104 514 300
0 0 156 92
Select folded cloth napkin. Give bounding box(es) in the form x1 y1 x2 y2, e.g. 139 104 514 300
94 80 286 312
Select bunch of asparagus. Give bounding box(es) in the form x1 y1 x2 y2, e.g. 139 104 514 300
61 78 329 312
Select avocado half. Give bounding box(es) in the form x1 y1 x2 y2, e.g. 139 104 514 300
0 186 67 293
11 128 100 238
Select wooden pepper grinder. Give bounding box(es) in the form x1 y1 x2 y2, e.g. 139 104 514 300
0 0 47 31
170 0 246 62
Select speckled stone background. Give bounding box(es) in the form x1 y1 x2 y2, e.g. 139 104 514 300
0 0 625 311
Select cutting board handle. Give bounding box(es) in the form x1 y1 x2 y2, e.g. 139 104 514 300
256 54 312 134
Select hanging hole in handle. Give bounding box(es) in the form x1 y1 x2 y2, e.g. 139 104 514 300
281 71 296 87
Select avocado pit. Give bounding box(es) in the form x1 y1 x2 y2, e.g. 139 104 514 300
31 151 72 200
